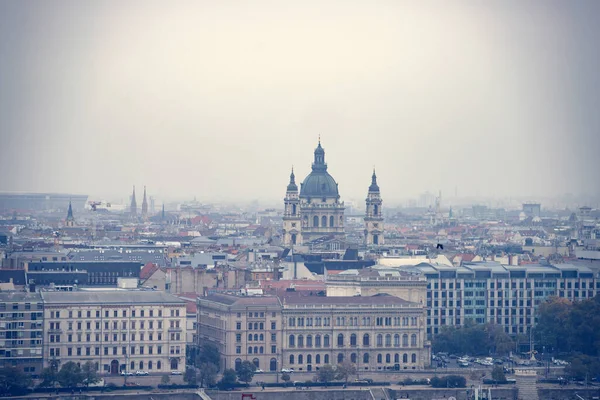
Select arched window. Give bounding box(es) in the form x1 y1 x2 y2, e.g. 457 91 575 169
254 323 258 330
270 358 277 372
374 204 378 215
259 334 264 341
253 358 259 368
385 334 392 347
289 335 295 347
324 335 330 347
321 216 327 227
363 334 370 346
307 335 313 347
292 204 296 215
315 335 321 347
298 335 304 347
248 334 252 341
289 317 295 326
350 334 357 346
403 353 408 363
377 354 382 363
395 353 399 363
363 353 369 363
324 354 330 364
351 353 357 363
289 355 294 364
139 361 144 370
248 347 252 354
402 334 409 347
259 322 264 330
157 361 161 370
337 353 344 363
259 346 264 354
337 334 344 347
385 354 391 363
329 216 334 227
254 334 258 341
298 354 303 364
377 334 383 347
235 358 242 371
316 354 321 364
411 334 417 347
411 353 417 363
291 234 297 245
148 361 153 370
254 346 258 354
307 354 312 364
394 334 400 347
313 216 319 227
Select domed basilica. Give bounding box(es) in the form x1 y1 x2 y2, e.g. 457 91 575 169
282 140 384 247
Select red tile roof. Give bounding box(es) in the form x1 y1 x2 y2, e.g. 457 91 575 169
139 263 159 280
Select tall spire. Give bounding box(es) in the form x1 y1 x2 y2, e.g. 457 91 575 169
130 186 137 216
66 200 74 227
287 166 298 192
312 138 327 171
141 186 148 219
369 168 380 192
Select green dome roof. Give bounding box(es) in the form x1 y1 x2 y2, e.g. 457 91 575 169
299 140 339 199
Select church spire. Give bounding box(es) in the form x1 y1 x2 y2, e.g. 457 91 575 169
312 138 327 171
369 168 380 192
66 200 74 227
287 167 298 192
130 186 137 216
141 186 148 219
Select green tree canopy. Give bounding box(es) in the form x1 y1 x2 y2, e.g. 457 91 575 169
39 367 58 388
81 362 100 387
491 365 507 383
433 321 514 356
184 367 197 385
236 361 256 384
198 343 221 370
315 364 336 383
335 361 357 383
219 368 237 389
0 367 32 396
198 363 218 388
161 375 171 385
57 361 84 388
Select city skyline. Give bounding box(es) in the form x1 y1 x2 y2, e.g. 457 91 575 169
1 1 599 203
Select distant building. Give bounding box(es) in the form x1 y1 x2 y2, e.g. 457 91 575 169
0 292 44 376
40 290 186 375
65 200 75 227
364 170 384 246
522 203 541 218
197 293 431 374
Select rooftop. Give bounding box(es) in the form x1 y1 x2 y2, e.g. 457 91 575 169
40 290 185 305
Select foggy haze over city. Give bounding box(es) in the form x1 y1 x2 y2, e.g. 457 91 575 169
1 1 599 205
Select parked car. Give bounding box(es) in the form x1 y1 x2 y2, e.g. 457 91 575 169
171 370 183 375
281 368 294 373
135 370 149 376
120 371 134 376
255 369 264 373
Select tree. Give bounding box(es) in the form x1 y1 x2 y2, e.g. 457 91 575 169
236 361 256 385
57 361 84 388
198 363 218 388
184 367 197 385
81 362 100 387
161 375 171 385
281 372 291 385
564 354 600 381
316 364 336 384
0 367 32 396
430 375 466 388
491 365 507 383
39 367 58 388
335 361 357 383
218 368 237 389
198 343 221 370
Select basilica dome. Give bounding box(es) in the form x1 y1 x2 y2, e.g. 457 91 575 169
299 141 340 199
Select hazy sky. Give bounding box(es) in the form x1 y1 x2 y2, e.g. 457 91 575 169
1 1 599 205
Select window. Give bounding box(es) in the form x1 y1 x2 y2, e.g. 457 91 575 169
324 354 329 364
315 335 321 347
385 334 392 347
306 335 313 347
337 334 344 347
289 335 295 347
289 355 294 364
298 335 304 347
324 335 330 347
363 334 370 346
411 353 417 363
271 346 276 354
402 334 409 347
363 353 369 363
377 354 382 363
350 334 357 346
394 334 400 347
271 322 276 330
377 334 383 347
411 334 417 347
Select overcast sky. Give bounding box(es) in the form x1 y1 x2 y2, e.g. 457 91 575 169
1 1 599 205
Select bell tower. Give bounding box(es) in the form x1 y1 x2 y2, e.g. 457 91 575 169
283 167 302 246
65 200 75 227
364 169 384 245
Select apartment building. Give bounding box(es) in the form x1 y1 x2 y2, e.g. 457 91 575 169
0 292 44 375
197 293 430 374
330 262 600 338
40 290 186 375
